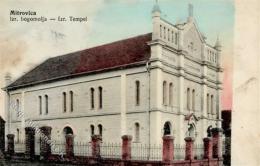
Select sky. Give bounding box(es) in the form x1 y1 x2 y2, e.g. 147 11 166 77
0 0 234 117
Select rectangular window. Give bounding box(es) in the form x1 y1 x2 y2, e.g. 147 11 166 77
91 88 95 109
160 25 162 38
169 83 173 106
175 33 178 45
207 94 210 114
163 81 167 105
98 87 103 109
136 81 140 106
63 92 66 113
192 90 195 111
168 29 170 41
45 95 48 114
172 31 174 43
16 99 19 117
135 123 140 142
39 96 42 115
211 95 214 114
187 88 190 110
164 27 166 39
70 91 73 112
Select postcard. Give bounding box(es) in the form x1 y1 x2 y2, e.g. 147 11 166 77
0 0 258 165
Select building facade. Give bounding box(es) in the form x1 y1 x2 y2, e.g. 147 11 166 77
3 4 222 149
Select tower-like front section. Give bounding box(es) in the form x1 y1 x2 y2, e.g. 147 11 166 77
148 2 222 145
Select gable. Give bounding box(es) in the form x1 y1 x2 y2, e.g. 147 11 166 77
183 23 204 60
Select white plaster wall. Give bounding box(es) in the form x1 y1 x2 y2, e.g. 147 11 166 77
8 66 154 145
184 79 202 113
126 112 149 144
161 71 179 112
126 72 149 113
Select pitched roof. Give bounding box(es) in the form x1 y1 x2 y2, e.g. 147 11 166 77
7 33 152 90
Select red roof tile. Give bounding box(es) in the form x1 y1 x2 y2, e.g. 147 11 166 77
7 33 152 89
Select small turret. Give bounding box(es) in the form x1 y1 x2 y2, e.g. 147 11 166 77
187 3 194 22
214 36 222 51
152 0 161 18
152 0 161 40
214 36 222 68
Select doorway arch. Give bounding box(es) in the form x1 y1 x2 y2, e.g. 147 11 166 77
63 126 74 156
63 126 74 135
163 121 172 136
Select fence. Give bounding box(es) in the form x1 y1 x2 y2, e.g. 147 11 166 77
51 141 66 155
74 141 92 156
12 140 210 161
12 141 188 161
100 142 121 159
174 144 185 160
131 144 162 161
14 140 25 153
193 144 204 160
7 131 224 166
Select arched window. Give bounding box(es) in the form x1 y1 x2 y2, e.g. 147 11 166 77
39 96 42 115
163 81 167 105
63 126 74 145
90 125 95 136
70 91 73 112
164 27 166 39
187 88 190 110
134 123 140 142
98 87 103 109
45 95 48 114
160 25 162 38
63 126 73 135
169 83 173 106
90 88 95 109
163 122 171 136
211 95 214 114
192 89 195 111
168 29 170 41
135 81 140 106
63 92 66 113
172 31 174 43
98 124 103 137
207 94 210 114
16 129 20 143
175 33 178 45
16 99 19 117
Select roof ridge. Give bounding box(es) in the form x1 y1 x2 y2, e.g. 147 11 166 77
85 32 152 50
7 33 152 90
51 33 152 60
